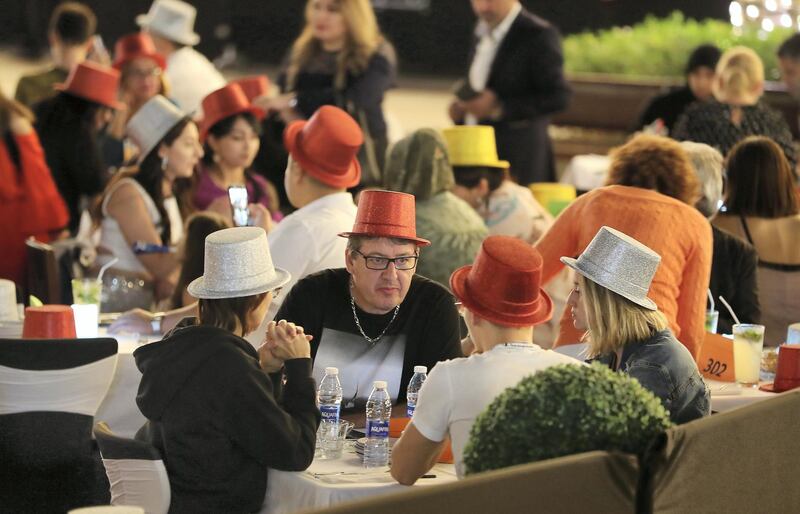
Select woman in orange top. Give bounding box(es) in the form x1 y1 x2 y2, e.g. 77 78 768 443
535 135 712 358
0 91 69 286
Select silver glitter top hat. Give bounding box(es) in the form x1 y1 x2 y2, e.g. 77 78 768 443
127 95 186 163
560 226 661 310
136 0 200 46
187 227 290 300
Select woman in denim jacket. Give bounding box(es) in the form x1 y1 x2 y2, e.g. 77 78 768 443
562 226 710 424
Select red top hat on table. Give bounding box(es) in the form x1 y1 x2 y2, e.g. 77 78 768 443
199 84 265 142
284 105 362 189
232 75 270 102
761 345 800 393
22 305 77 339
113 32 167 71
450 235 553 327
55 61 125 110
339 190 430 246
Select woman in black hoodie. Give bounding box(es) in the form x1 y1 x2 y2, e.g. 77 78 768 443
134 226 320 513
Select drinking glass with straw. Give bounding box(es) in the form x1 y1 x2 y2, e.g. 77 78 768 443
721 295 765 387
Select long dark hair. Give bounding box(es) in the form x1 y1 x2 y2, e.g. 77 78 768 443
170 211 229 309
202 112 264 205
35 92 106 181
725 136 799 218
92 117 193 243
0 90 34 169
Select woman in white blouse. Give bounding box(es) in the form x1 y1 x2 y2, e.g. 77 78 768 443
94 95 203 310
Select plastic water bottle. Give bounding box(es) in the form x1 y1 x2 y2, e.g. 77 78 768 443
364 380 391 468
317 367 342 458
406 366 427 417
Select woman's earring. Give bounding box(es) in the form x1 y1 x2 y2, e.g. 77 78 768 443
161 155 169 171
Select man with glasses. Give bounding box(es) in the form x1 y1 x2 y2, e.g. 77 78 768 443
275 190 462 416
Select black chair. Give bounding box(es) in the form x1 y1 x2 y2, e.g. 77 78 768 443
25 237 62 304
0 337 118 513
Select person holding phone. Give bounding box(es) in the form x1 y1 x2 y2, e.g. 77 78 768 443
93 95 203 311
193 84 282 227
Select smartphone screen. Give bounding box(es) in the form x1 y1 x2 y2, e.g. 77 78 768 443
228 185 250 227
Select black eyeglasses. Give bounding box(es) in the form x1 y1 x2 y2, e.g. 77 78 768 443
271 287 283 299
351 249 419 271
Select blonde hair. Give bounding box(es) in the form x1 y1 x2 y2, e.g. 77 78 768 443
713 46 764 102
580 275 669 358
286 0 383 91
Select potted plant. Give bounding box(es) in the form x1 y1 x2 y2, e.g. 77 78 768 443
462 363 673 475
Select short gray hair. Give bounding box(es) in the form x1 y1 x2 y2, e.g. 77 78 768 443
680 141 724 218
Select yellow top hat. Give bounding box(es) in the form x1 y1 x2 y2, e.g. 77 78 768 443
441 126 510 169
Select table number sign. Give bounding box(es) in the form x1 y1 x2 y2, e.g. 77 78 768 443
697 332 736 382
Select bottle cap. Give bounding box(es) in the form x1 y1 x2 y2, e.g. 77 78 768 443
325 367 339 375
374 380 388 389
414 365 428 374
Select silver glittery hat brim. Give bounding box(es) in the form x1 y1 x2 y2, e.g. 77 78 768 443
187 267 291 300
560 256 658 311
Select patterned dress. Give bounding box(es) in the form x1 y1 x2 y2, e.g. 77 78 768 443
673 100 796 166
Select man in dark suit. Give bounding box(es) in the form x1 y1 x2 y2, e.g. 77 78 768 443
449 0 570 185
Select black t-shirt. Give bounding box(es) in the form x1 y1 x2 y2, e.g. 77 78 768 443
275 268 462 408
636 85 697 134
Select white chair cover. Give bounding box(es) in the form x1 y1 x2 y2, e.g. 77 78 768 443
0 355 118 415
103 459 170 514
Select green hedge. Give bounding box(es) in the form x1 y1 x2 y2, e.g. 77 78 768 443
563 12 794 81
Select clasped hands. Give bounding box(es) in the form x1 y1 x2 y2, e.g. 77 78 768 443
258 319 313 373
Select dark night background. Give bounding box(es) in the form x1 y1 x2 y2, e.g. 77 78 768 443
3 0 730 76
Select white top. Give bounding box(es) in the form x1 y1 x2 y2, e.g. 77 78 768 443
99 178 182 274
411 342 583 477
465 1 522 125
483 181 553 244
165 47 226 115
266 192 357 318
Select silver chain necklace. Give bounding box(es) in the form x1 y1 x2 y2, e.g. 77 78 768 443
350 294 400 348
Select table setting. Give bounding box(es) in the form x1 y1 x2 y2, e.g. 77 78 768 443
262 429 456 514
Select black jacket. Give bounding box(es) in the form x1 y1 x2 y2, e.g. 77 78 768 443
469 8 571 184
134 320 320 513
709 225 761 334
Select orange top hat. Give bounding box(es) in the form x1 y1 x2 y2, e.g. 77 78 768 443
233 75 270 101
284 105 362 189
199 84 265 142
113 32 167 71
339 190 430 246
761 345 800 393
22 305 77 339
450 235 553 327
55 61 125 110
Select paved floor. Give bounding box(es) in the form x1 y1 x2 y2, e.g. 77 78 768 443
0 47 454 140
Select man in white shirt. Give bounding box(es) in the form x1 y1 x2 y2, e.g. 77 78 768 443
391 235 583 483
448 0 570 185
265 105 361 318
136 0 226 114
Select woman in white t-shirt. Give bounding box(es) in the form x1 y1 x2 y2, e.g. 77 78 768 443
391 235 583 483
93 96 202 310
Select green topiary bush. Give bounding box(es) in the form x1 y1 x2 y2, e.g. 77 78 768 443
462 363 673 475
563 12 794 81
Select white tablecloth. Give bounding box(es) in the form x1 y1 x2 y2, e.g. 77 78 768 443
707 379 777 413
262 443 456 514
95 333 153 438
